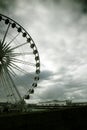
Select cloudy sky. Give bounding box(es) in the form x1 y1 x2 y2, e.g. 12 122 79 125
0 0 87 103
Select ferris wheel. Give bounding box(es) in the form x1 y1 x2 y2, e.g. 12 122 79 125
0 14 40 104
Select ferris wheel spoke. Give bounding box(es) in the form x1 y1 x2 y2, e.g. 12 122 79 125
12 58 35 66
4 66 22 101
11 41 28 50
8 65 17 77
1 70 15 102
7 66 34 95
8 65 32 89
8 67 29 93
4 67 20 101
9 62 34 78
1 71 7 88
3 69 14 93
8 33 20 45
2 42 11 53
0 74 7 98
9 63 27 75
9 66 34 87
2 23 10 44
11 52 33 57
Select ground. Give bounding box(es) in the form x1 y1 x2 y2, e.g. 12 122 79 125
0 105 87 130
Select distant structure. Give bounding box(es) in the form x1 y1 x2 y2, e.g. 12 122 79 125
0 14 40 105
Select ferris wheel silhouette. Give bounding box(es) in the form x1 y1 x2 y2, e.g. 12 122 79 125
0 14 40 104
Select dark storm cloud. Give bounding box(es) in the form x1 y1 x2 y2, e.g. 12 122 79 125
73 0 87 13
0 0 87 15
0 0 16 12
75 0 87 6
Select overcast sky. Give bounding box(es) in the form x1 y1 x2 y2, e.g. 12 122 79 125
1 0 87 103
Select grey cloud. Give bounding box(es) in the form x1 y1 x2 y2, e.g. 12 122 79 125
38 84 65 100
40 70 54 81
14 73 33 87
14 70 53 87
